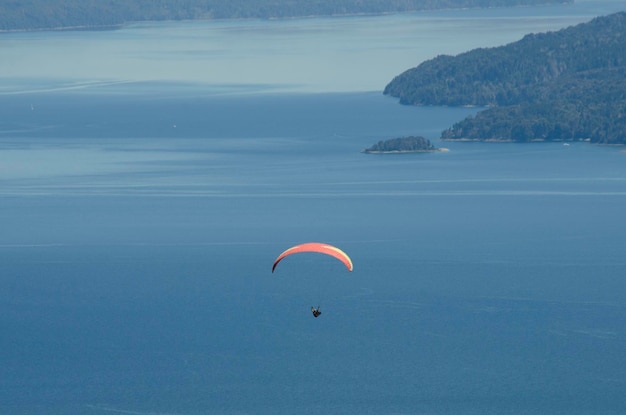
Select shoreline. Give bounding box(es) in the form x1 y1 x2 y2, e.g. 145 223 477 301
0 1 574 34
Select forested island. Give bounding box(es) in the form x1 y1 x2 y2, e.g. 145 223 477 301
362 136 442 154
1 0 571 32
384 12 626 145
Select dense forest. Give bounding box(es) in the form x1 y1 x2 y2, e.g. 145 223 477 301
0 0 571 31
362 136 437 153
384 12 626 144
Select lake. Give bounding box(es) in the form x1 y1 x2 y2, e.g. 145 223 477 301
1 2 626 414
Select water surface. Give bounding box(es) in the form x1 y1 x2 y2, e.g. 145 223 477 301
1 2 626 414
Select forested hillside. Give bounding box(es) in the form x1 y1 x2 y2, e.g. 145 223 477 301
1 0 572 31
384 12 626 144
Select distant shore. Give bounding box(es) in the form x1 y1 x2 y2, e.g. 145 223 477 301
0 0 575 33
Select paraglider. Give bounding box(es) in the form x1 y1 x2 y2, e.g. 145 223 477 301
272 242 353 273
272 242 353 318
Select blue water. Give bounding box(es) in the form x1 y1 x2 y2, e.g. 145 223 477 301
2 3 626 414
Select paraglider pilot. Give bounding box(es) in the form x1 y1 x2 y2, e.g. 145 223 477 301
311 306 322 318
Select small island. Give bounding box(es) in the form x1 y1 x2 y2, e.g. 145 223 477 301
362 136 447 154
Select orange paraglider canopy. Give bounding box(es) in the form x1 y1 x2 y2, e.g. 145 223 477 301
272 242 353 273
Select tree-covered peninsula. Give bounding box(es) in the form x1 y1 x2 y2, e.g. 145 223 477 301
1 0 572 32
384 12 626 145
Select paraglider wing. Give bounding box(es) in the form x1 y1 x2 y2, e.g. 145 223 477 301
272 242 353 273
